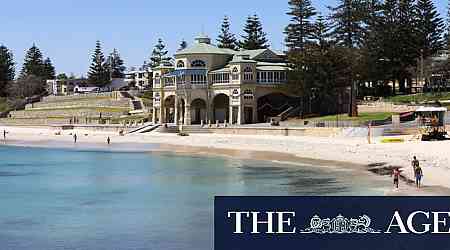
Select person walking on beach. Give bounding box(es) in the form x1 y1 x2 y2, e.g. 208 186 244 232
412 156 419 176
107 136 110 145
392 168 401 189
415 166 423 189
73 133 77 143
3 129 6 141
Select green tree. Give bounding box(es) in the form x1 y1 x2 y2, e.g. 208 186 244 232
329 0 366 116
396 0 420 93
20 44 45 78
43 57 56 79
106 48 126 78
284 0 317 52
149 38 171 68
359 0 389 96
329 0 366 49
0 45 15 97
178 39 188 51
56 73 68 80
239 15 270 50
87 41 110 87
217 16 238 50
416 0 444 59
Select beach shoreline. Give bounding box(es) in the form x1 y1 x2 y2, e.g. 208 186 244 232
1 125 450 196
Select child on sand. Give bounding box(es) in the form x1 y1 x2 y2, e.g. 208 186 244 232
392 168 401 189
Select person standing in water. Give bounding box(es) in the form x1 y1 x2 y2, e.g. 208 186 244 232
107 136 110 145
73 133 77 143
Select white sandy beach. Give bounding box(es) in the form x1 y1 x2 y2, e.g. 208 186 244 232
1 125 450 195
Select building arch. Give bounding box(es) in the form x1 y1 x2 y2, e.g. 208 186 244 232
212 93 230 122
177 60 185 68
164 95 176 123
191 98 207 124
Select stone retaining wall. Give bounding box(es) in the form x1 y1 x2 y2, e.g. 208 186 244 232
27 99 130 110
42 92 120 103
208 127 343 137
357 102 416 113
0 118 69 125
10 108 126 119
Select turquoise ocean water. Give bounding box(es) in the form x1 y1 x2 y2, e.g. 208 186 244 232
0 145 387 250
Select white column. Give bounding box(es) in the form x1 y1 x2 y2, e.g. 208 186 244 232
174 96 178 125
159 100 165 124
229 106 234 125
237 105 242 125
152 107 157 124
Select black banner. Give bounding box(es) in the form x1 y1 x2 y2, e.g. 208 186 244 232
215 196 450 250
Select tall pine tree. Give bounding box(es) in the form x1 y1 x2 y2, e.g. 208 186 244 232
149 38 171 68
329 0 366 116
284 0 317 52
0 45 15 97
43 57 56 80
106 49 126 78
396 0 420 93
87 41 110 87
239 15 270 50
217 16 238 50
416 0 444 59
329 0 366 49
20 44 45 79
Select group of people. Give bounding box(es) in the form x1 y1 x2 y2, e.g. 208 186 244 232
392 156 424 189
72 133 111 145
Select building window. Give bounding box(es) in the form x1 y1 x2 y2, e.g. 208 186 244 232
243 89 254 100
232 67 239 81
191 60 206 68
176 75 186 84
211 73 230 84
232 89 239 100
164 77 175 86
177 60 185 68
243 67 253 82
190 74 207 84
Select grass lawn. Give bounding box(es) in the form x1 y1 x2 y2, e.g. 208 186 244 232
312 112 393 122
0 97 9 112
386 92 450 104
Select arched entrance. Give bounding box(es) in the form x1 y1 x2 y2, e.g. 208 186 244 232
213 94 230 122
164 95 176 123
257 93 290 123
191 99 207 124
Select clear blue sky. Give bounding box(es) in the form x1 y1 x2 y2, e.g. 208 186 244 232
0 0 447 77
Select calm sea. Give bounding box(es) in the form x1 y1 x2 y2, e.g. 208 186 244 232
0 145 387 250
